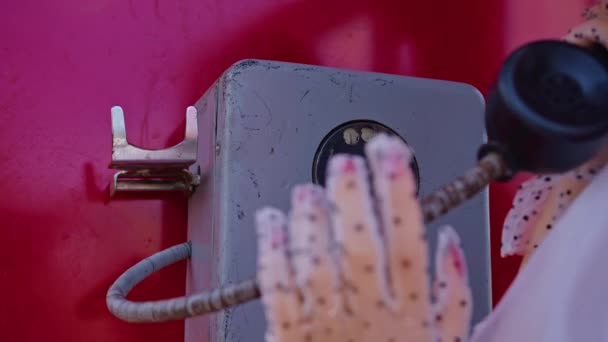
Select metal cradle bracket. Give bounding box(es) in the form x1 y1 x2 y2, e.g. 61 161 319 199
109 106 200 196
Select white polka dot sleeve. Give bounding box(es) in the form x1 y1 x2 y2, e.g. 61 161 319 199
255 134 474 342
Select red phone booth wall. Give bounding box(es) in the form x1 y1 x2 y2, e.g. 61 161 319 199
0 0 587 341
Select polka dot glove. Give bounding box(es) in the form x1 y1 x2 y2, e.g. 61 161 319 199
502 2 608 267
255 134 473 342
501 151 607 263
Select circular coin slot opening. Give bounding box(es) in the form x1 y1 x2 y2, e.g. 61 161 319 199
312 120 420 193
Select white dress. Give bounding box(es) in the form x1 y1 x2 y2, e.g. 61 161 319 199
470 159 608 341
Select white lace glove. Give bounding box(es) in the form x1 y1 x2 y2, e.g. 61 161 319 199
255 134 473 342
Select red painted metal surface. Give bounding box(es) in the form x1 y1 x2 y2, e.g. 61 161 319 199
0 0 587 341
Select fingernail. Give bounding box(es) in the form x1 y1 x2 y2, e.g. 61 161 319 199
343 158 355 173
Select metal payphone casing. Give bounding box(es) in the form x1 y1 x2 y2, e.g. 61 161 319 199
186 60 490 342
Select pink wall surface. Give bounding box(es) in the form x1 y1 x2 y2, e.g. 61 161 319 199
0 0 588 341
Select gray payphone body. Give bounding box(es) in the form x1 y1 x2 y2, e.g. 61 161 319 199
185 60 490 342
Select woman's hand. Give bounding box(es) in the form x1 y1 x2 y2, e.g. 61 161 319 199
255 134 473 342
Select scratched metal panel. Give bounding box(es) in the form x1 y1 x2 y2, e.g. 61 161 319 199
186 82 217 342
186 60 490 342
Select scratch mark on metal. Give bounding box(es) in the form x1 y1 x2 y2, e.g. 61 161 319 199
252 90 273 128
233 60 259 70
329 75 344 87
293 67 323 72
247 169 261 198
223 308 233 340
276 120 286 145
300 89 310 102
261 62 281 70
236 203 245 220
375 78 394 86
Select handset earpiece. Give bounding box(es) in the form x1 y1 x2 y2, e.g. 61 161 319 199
480 39 608 178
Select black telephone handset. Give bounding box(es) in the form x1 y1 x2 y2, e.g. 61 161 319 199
481 40 608 178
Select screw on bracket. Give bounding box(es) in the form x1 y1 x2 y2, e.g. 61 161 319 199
109 106 200 196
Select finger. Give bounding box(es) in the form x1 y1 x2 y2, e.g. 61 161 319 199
288 184 343 341
432 226 472 342
518 153 608 266
256 207 303 342
325 154 390 329
517 178 581 267
501 175 555 257
364 134 435 341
